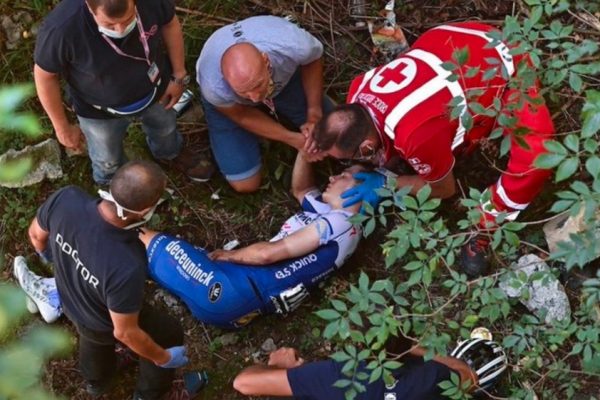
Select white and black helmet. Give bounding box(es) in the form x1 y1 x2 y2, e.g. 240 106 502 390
450 338 508 393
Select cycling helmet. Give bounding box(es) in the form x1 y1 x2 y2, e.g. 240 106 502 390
450 338 508 393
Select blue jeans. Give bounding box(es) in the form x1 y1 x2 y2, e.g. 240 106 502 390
201 69 335 181
77 102 182 184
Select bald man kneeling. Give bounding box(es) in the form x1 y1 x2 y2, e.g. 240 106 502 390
196 16 333 193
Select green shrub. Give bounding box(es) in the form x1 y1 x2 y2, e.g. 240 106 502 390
317 1 600 398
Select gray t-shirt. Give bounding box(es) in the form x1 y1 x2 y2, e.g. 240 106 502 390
196 16 323 107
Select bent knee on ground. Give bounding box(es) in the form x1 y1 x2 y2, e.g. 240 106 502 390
232 375 249 394
228 172 262 193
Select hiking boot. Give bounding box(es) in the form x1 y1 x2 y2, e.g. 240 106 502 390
132 371 208 400
86 380 114 398
460 236 490 278
13 256 62 323
182 371 208 397
163 148 215 182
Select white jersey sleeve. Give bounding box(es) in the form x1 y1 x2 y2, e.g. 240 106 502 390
272 191 361 267
313 212 350 245
313 210 362 267
301 189 331 214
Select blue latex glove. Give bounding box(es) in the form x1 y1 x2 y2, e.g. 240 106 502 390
341 171 386 209
159 346 189 369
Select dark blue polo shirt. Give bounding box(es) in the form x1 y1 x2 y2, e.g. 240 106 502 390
288 358 452 400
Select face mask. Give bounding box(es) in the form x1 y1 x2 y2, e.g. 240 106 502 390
98 189 157 230
98 17 137 39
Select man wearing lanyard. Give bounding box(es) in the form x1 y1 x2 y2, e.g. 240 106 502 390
196 16 332 193
34 0 213 185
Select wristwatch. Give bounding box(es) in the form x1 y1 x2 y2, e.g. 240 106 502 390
170 74 190 86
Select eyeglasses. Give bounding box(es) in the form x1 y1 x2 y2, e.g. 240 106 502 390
338 144 376 166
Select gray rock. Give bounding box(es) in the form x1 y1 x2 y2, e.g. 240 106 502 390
499 254 571 325
261 338 277 353
543 207 600 262
251 350 262 363
592 301 600 324
12 11 32 25
1 12 33 50
0 139 63 188
215 332 238 347
153 289 183 314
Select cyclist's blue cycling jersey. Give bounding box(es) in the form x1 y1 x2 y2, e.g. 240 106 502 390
146 190 361 328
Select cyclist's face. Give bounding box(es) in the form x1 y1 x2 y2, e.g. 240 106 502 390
323 165 363 199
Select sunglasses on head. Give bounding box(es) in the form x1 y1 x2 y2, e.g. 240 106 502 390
337 144 376 166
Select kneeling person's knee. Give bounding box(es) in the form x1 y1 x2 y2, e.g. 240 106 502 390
228 172 262 193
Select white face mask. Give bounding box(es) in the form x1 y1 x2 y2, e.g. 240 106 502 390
98 189 157 230
98 17 137 39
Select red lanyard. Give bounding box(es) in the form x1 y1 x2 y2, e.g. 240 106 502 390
101 9 152 66
261 65 278 119
262 98 280 121
263 98 275 113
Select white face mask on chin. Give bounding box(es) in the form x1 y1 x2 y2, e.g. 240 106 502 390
98 189 157 230
98 17 137 39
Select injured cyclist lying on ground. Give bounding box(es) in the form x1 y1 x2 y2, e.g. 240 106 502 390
14 153 365 328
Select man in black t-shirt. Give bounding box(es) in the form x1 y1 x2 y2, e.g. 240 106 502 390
234 345 477 400
34 0 213 184
234 339 508 399
27 161 189 399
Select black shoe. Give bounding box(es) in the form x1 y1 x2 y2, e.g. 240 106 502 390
460 236 490 278
162 148 215 182
183 370 208 396
183 158 215 183
86 380 113 398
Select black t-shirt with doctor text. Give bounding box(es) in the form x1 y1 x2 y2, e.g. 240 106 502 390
36 186 146 332
34 0 174 118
